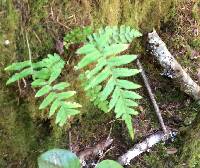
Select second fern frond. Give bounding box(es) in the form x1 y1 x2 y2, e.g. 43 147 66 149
76 25 142 139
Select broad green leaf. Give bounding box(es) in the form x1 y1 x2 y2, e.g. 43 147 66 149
113 68 140 78
31 79 47 87
100 77 115 101
49 99 61 117
5 61 31 71
6 68 32 85
53 82 70 90
39 92 57 109
108 55 137 67
123 90 142 100
103 44 129 57
96 160 123 168
109 87 120 111
56 91 76 100
38 149 80 168
35 85 52 97
85 68 111 90
117 80 141 90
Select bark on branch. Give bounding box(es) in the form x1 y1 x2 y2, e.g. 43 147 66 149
147 30 200 100
118 131 166 165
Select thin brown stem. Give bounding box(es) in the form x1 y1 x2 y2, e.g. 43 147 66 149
137 59 168 134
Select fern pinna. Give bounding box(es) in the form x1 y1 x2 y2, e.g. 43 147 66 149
5 53 81 127
76 26 142 139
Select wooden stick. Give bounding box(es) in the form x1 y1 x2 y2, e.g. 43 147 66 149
137 59 168 134
118 131 166 165
148 30 200 100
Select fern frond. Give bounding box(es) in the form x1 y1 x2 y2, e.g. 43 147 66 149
37 81 81 126
76 25 142 139
5 53 81 127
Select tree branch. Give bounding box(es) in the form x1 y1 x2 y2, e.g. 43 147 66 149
147 30 200 100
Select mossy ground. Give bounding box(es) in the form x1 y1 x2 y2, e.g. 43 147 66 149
1 0 200 167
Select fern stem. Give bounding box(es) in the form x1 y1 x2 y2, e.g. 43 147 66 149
137 59 168 134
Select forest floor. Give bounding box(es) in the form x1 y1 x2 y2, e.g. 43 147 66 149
0 0 200 167
67 0 200 167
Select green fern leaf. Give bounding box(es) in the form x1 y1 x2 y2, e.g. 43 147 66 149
103 44 129 57
123 90 142 100
56 106 80 127
53 82 70 90
85 68 111 90
5 61 31 71
117 80 141 89
113 68 140 78
56 91 76 100
31 79 47 87
100 77 115 101
6 68 32 85
39 92 57 109
86 58 107 79
62 102 82 109
76 44 96 55
35 85 52 97
108 87 120 111
123 114 134 139
76 50 101 70
33 68 50 80
49 99 61 117
108 55 137 67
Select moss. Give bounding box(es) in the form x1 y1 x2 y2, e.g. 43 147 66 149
192 0 200 23
177 112 200 168
190 38 200 49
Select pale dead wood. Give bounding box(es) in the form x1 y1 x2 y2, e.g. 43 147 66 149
148 30 200 100
118 131 166 165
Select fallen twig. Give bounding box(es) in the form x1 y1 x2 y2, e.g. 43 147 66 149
148 30 200 100
137 59 168 134
118 131 166 165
